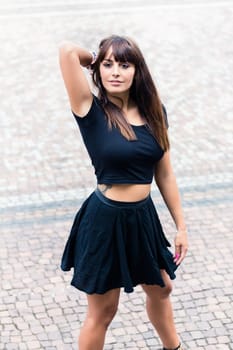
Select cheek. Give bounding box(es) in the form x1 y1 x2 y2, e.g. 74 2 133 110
127 72 135 85
99 68 107 81
127 68 135 81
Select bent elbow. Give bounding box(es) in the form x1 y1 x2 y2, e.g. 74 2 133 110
59 42 76 57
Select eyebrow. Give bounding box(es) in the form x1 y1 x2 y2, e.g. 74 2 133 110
103 58 113 62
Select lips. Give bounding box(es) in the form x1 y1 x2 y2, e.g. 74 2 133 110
109 80 122 85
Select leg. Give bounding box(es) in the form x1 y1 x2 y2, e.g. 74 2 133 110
141 270 180 350
78 288 120 350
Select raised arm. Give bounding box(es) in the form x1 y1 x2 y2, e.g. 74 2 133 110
59 42 94 117
154 151 188 265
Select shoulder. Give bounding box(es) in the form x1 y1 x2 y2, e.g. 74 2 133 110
72 95 105 127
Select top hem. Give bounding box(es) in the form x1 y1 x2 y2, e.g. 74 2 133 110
97 180 153 185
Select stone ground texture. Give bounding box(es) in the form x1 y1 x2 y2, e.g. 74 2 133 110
0 0 233 349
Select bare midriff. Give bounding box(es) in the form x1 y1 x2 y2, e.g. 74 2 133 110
97 183 151 202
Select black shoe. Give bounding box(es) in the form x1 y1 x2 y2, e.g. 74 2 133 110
163 344 183 350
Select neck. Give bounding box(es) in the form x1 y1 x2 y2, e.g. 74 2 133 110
107 92 131 110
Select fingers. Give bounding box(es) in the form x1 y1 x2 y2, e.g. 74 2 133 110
174 244 188 265
174 231 188 265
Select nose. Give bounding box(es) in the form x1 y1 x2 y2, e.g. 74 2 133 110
112 63 120 76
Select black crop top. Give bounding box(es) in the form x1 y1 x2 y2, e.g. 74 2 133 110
72 96 168 184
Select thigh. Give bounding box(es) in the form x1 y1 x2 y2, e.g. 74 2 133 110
141 270 173 299
86 288 121 318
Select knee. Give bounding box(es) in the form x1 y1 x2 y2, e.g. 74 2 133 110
88 303 118 329
159 281 173 299
102 303 118 328
142 280 173 301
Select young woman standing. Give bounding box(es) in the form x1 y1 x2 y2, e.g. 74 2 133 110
59 35 188 350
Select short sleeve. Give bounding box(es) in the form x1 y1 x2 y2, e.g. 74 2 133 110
162 104 169 129
72 95 101 127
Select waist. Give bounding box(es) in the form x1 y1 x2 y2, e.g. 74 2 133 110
97 183 151 202
95 187 151 207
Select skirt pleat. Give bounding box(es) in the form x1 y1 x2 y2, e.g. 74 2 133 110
61 189 178 294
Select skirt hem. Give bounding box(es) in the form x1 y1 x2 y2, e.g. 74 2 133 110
70 272 176 295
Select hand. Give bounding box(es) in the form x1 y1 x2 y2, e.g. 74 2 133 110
86 51 97 74
174 229 188 265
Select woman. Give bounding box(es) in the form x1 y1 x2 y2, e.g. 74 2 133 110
59 35 188 350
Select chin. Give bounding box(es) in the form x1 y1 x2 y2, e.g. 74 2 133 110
106 87 129 94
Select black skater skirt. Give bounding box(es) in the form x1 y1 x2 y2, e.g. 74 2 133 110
61 188 178 294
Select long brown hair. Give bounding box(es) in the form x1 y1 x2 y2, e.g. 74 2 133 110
92 35 169 151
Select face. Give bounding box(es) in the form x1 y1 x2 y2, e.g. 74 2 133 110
99 47 135 97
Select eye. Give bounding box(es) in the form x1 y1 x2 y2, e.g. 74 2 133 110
121 63 130 69
102 61 112 68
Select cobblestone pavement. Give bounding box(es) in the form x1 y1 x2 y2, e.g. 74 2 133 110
1 0 233 349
